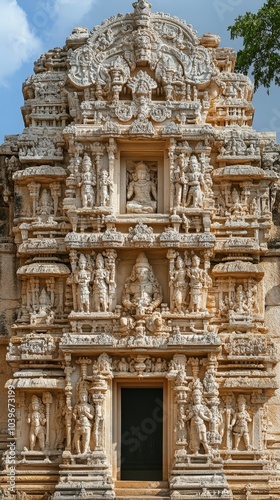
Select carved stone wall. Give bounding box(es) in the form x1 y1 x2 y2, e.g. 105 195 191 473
0 1 280 499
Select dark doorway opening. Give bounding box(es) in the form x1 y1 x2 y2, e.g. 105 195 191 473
121 388 163 481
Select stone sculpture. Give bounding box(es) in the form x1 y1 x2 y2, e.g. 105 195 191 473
27 396 47 451
126 162 157 213
80 154 96 208
92 253 110 312
75 254 91 313
185 386 212 455
230 395 252 451
72 388 94 455
122 252 162 315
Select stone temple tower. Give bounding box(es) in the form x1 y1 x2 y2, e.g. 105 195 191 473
1 1 280 499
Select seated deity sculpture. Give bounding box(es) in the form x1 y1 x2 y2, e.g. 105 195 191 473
126 162 157 213
122 252 162 315
30 288 54 325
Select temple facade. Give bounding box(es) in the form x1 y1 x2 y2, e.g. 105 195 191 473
1 1 280 499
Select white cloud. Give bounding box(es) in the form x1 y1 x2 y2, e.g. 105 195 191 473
0 0 42 86
51 0 98 38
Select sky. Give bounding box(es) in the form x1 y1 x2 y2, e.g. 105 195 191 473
0 0 279 144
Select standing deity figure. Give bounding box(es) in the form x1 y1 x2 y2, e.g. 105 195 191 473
99 169 113 206
187 254 205 313
93 399 104 450
54 394 66 450
122 252 163 315
75 254 91 313
173 153 187 207
37 189 54 216
92 253 110 312
230 189 246 219
73 389 94 455
27 395 46 451
185 387 212 455
230 395 252 450
185 155 205 208
234 285 249 314
80 154 96 208
247 283 259 314
170 255 188 313
176 405 187 443
126 162 157 213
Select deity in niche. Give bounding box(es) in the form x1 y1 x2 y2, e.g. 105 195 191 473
230 395 252 450
75 254 91 313
99 169 113 206
174 153 187 207
27 395 46 451
230 188 247 220
122 252 163 315
177 405 187 443
184 155 205 208
54 394 66 450
234 285 249 314
92 253 110 312
185 386 212 455
30 287 54 325
72 388 94 455
37 189 54 216
93 398 104 450
170 255 188 313
79 154 96 208
126 162 157 213
187 254 207 313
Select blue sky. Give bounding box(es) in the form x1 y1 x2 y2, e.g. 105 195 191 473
0 0 279 144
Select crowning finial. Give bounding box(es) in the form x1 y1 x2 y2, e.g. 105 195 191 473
133 0 152 14
133 0 152 27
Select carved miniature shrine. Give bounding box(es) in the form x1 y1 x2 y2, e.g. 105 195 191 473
1 1 280 499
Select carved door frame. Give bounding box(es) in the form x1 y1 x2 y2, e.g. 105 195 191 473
113 378 169 481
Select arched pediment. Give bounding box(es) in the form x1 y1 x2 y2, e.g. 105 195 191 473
68 3 218 91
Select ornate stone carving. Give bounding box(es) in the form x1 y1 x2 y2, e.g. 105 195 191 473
75 254 91 313
122 252 162 315
79 153 96 209
126 161 157 213
230 395 252 451
185 384 212 455
72 387 94 455
27 395 47 451
168 251 188 313
54 394 66 450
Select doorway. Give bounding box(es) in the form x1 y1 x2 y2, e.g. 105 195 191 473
121 388 163 481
